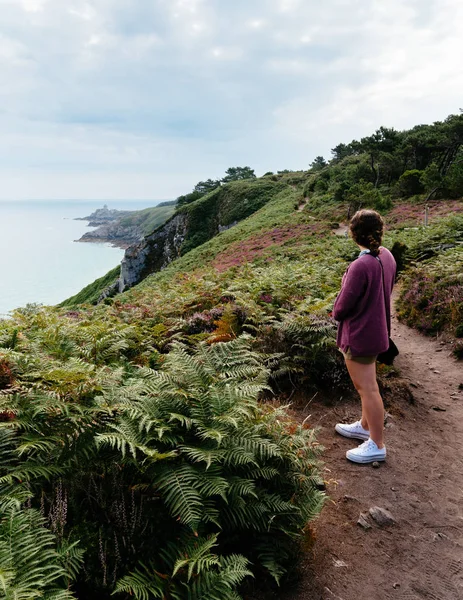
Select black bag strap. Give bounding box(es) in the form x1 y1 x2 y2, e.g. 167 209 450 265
367 253 391 336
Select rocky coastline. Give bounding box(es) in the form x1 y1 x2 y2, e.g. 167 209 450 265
75 205 144 249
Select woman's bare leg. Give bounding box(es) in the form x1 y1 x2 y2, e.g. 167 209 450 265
344 359 385 448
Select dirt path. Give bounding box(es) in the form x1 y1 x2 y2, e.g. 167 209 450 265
253 312 463 599
333 223 348 236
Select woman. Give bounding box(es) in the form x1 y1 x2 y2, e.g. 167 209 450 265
332 209 396 464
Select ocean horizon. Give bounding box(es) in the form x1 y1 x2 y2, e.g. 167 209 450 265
0 199 164 316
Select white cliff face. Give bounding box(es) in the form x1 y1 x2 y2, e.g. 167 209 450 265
116 215 241 295
119 213 189 292
119 245 151 291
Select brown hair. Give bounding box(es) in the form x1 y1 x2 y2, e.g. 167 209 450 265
349 209 384 255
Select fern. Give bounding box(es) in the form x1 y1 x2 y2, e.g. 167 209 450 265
113 564 165 599
0 328 325 598
0 507 78 600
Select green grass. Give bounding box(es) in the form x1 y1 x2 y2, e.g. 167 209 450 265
118 204 176 236
177 178 288 254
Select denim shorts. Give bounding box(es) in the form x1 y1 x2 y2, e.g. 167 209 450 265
340 347 377 364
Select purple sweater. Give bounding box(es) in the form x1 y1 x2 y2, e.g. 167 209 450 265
333 247 397 357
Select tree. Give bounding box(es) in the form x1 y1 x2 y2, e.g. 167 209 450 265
176 190 203 207
420 162 442 193
346 180 391 213
443 158 463 198
398 170 425 197
309 156 327 171
176 178 221 207
359 127 400 187
222 166 256 183
194 179 221 195
331 143 353 162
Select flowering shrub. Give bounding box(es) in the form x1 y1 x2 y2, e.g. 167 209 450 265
186 308 224 333
0 358 13 390
212 224 323 272
397 247 463 342
387 200 463 229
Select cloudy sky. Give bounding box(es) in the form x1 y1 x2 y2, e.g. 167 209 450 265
1 0 461 200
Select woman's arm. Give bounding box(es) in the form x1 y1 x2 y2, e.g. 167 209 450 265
332 261 367 321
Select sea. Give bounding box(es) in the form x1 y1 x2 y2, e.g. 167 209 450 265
0 200 160 317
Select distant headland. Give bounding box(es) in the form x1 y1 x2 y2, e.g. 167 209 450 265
75 202 176 249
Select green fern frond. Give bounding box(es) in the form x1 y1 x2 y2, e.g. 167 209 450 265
172 535 220 580
154 465 204 528
0 507 77 599
113 563 165 599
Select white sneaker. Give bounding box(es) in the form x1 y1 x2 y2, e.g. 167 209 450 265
335 420 370 441
346 439 386 464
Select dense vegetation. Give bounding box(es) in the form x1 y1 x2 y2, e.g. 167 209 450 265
0 330 324 599
117 204 176 237
176 166 256 207
397 245 463 357
1 113 462 599
177 178 287 254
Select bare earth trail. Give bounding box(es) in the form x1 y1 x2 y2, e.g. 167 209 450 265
259 308 463 600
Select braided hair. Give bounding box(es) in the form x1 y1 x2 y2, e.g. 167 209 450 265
349 209 384 256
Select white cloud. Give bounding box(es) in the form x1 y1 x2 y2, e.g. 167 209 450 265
277 0 303 14
20 0 49 13
0 35 29 63
245 19 266 30
68 3 96 21
210 46 243 61
0 0 461 198
271 0 463 159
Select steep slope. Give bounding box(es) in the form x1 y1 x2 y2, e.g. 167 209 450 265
63 112 463 309
61 176 293 305
119 178 288 291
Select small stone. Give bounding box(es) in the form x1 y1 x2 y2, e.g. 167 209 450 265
435 348 443 352
343 495 359 502
410 382 418 388
385 422 394 429
369 506 395 527
333 558 348 568
391 487 397 491
324 587 345 600
357 513 372 530
372 461 381 468
432 405 447 412
393 583 401 589
433 370 441 374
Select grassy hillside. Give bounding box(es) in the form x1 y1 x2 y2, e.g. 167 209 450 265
397 245 463 357
118 204 176 236
1 114 462 599
177 177 287 254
